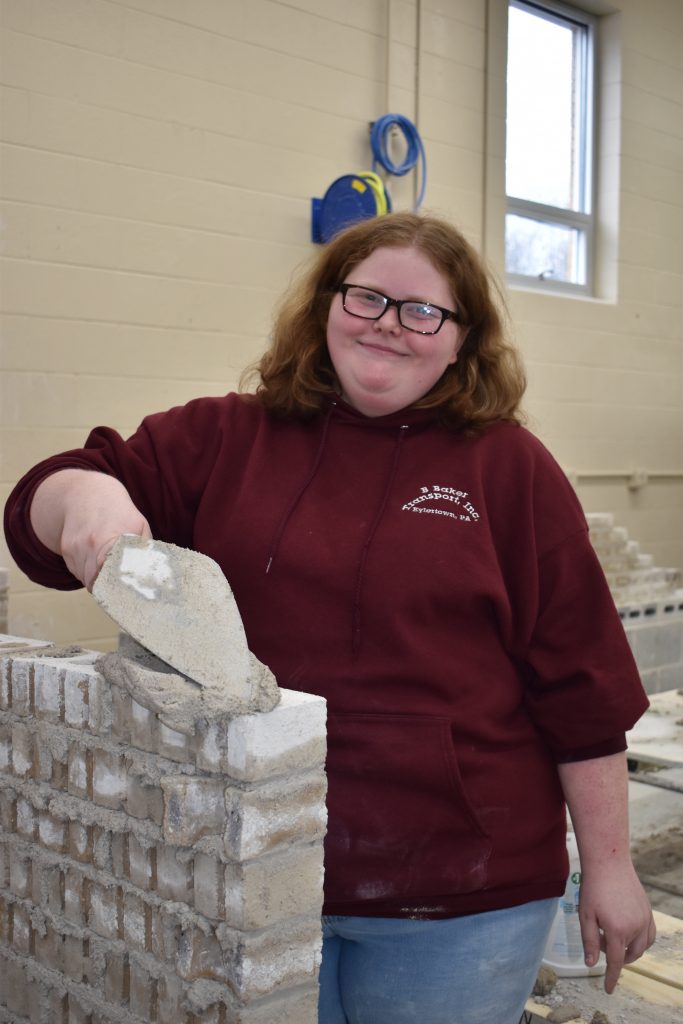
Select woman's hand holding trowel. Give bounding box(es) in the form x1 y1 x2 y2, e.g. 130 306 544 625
30 469 151 591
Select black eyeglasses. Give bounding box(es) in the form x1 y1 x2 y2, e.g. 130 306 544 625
338 284 462 335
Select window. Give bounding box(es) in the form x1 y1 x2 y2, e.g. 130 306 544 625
505 0 595 293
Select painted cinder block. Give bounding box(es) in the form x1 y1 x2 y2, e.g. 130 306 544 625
223 769 327 861
218 913 323 1002
225 688 327 782
223 842 325 931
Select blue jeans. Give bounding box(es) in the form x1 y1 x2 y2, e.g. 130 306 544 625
318 898 558 1024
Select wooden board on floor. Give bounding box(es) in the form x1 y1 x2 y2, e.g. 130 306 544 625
525 911 683 1016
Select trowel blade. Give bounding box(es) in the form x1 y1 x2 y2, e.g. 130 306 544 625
92 535 251 691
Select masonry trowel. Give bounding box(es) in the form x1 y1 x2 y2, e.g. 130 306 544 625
92 534 252 696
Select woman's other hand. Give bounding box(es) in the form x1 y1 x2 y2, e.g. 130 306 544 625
578 858 656 993
30 469 152 591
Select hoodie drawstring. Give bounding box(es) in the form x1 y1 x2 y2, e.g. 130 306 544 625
265 401 336 574
352 424 409 657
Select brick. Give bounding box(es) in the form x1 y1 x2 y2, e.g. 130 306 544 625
122 890 149 953
39 810 68 852
126 772 164 824
127 834 156 890
0 659 9 710
111 687 132 743
68 821 94 863
68 744 92 799
0 955 30 1016
9 847 32 897
196 720 226 773
224 770 327 861
111 832 128 878
34 920 64 972
64 868 87 927
156 844 193 901
225 689 326 782
103 949 130 1005
150 905 181 962
33 860 64 916
157 972 184 1021
92 749 126 810
218 915 322 1002
129 960 157 1020
0 722 11 772
33 732 56 783
64 662 109 733
11 721 35 777
92 826 113 871
161 776 227 846
130 698 157 752
9 657 33 715
88 881 121 941
0 790 17 833
45 987 69 1023
224 843 324 931
33 661 64 721
51 750 69 790
67 992 94 1023
159 720 193 761
176 925 228 983
63 933 87 983
16 795 37 840
194 851 224 921
11 902 33 955
222 985 319 1024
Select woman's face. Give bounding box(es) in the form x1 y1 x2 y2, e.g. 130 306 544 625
326 245 466 417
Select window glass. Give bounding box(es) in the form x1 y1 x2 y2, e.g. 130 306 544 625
505 1 594 292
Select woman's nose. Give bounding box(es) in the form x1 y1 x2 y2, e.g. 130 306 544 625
374 305 402 332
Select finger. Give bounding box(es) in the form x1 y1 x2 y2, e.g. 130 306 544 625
579 914 602 971
603 934 626 994
624 914 657 964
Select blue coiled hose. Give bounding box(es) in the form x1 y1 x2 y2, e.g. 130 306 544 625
370 113 427 210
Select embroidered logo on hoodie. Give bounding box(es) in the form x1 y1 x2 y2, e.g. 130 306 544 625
402 485 480 522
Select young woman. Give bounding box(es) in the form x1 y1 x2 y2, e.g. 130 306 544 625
4 213 655 1023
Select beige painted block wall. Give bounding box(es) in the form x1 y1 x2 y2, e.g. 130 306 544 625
1 0 681 648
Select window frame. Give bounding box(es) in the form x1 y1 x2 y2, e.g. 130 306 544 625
505 0 597 296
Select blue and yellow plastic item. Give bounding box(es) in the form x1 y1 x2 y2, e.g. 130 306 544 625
311 114 426 244
311 171 391 244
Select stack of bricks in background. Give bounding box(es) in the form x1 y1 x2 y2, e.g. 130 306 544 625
0 634 327 1024
586 513 683 695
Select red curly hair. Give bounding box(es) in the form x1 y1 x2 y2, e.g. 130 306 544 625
241 212 526 430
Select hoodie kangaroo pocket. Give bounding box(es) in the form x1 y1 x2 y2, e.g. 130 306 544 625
323 712 492 905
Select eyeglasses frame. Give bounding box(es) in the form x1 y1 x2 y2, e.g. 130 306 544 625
338 283 463 335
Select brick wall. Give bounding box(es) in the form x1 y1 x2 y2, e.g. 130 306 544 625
0 634 327 1023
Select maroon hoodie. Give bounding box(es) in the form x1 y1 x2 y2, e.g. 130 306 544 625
4 393 648 918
